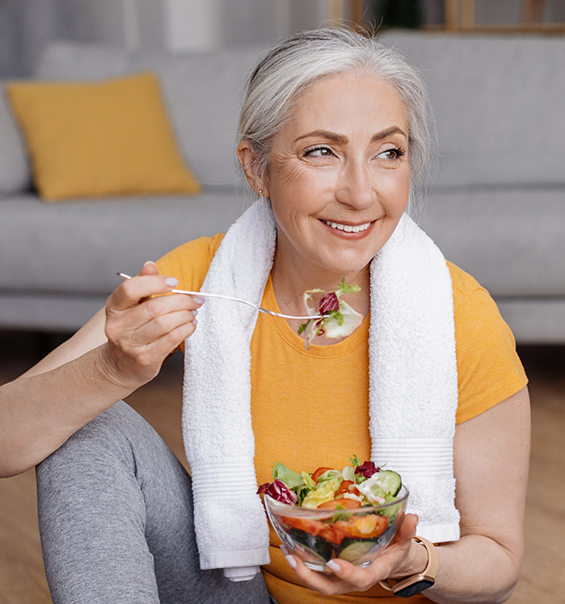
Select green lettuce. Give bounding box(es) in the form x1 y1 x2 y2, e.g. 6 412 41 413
272 462 304 489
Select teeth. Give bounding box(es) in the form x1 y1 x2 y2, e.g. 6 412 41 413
323 220 371 233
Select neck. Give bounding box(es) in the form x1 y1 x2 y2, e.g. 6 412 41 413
270 248 371 320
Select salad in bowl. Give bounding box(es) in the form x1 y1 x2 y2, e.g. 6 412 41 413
258 456 409 571
298 279 363 348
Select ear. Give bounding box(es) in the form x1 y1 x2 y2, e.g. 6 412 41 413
236 140 270 197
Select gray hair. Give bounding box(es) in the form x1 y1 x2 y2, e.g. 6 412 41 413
238 27 434 213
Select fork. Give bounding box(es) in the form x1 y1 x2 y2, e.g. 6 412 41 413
118 273 323 321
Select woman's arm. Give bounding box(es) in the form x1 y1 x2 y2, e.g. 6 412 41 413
283 386 530 603
0 262 201 478
426 385 530 603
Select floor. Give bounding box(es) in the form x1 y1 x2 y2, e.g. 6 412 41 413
0 331 564 603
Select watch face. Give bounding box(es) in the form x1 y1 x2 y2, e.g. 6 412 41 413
395 579 434 599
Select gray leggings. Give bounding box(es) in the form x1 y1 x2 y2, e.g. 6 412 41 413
36 401 272 604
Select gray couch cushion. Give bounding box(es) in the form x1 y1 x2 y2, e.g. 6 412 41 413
380 32 565 188
0 189 247 295
0 80 31 192
0 291 108 331
421 186 565 297
35 42 268 193
495 299 565 344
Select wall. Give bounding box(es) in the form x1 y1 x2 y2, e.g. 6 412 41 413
0 0 333 76
0 0 96 77
0 0 161 76
475 0 565 24
2 0 564 78
165 0 331 51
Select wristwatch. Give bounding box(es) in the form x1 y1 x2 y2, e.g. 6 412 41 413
379 536 438 598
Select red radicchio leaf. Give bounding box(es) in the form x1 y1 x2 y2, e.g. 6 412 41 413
257 478 298 505
354 461 380 479
319 292 339 315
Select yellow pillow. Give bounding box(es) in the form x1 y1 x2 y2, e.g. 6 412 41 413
7 72 201 201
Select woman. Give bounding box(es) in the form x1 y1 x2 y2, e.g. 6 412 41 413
0 28 529 604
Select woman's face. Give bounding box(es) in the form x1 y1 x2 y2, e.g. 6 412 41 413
262 72 411 282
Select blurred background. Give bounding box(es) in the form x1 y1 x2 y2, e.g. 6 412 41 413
1 1 564 603
2 0 565 78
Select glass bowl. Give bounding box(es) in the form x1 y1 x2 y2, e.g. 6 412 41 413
265 485 409 572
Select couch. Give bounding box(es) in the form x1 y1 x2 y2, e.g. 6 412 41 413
1 32 564 343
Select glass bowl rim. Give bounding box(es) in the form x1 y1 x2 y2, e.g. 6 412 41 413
264 484 409 518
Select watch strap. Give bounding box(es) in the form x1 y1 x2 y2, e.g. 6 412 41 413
379 536 438 598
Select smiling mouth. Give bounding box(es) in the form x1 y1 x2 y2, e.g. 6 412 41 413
322 220 372 233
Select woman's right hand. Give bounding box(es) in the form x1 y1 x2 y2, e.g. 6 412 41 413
101 261 203 389
0 260 202 477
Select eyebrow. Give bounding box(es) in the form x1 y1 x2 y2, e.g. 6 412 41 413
371 126 407 143
295 127 407 144
295 130 347 143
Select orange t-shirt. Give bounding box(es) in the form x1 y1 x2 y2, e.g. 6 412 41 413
156 234 527 604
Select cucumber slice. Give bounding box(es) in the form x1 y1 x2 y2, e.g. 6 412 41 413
337 539 378 562
376 470 402 496
294 543 330 564
288 528 334 561
374 524 396 548
379 499 404 518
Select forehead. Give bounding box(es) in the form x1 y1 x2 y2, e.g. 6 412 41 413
284 71 408 135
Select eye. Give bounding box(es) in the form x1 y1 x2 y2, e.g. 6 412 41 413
304 146 334 158
377 147 405 160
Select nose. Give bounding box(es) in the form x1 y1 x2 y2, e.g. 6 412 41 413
334 158 376 210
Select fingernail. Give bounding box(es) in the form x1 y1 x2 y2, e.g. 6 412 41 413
280 544 297 569
193 295 205 305
192 309 198 317
193 318 198 326
165 277 178 287
144 260 156 267
326 560 341 573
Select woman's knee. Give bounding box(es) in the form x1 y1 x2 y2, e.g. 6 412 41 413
37 401 151 479
36 400 189 535
35 400 167 537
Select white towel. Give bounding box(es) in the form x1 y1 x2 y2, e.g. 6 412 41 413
369 214 460 543
183 198 460 580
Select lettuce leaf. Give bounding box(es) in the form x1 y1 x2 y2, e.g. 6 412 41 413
337 278 361 296
272 462 304 489
321 300 362 339
299 281 362 349
301 478 340 509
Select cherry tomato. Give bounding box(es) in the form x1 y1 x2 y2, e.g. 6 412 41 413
333 514 389 540
334 480 360 497
318 523 342 545
311 467 334 483
317 498 362 510
280 516 326 536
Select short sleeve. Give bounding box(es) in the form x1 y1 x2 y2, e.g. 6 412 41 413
155 233 224 354
449 262 528 424
155 233 224 292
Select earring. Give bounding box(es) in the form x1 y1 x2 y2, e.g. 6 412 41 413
258 189 264 197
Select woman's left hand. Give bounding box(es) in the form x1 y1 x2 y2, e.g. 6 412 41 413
281 513 424 596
